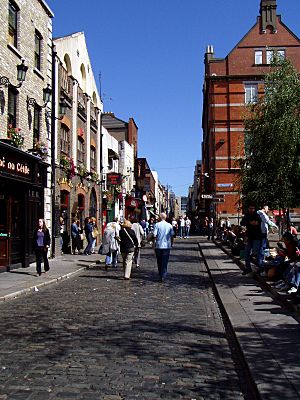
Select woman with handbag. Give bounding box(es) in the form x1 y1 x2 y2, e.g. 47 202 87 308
119 220 138 280
33 219 51 276
131 218 145 268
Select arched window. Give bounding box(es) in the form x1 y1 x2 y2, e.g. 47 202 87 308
92 92 97 107
63 54 72 75
80 64 86 92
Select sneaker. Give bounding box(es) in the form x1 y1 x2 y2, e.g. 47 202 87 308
277 284 290 292
275 281 288 289
287 287 298 294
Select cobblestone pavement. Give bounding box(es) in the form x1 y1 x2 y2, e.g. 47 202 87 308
0 238 244 400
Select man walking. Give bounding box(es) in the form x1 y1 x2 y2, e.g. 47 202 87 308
153 213 174 282
240 203 263 275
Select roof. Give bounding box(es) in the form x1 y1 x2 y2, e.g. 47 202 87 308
53 31 84 42
102 113 128 130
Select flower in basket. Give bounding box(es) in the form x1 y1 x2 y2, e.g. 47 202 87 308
7 125 24 148
33 139 48 159
91 171 99 182
77 163 87 178
60 155 75 179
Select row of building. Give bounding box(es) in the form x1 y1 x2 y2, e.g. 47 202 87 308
0 0 181 271
187 0 300 225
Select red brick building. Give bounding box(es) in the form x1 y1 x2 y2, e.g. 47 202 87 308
201 0 300 222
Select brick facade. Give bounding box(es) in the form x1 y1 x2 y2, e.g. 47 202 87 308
201 1 300 222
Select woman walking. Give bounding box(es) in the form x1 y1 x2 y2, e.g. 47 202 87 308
131 218 145 268
119 220 138 280
83 217 93 255
71 218 81 255
102 222 120 269
33 219 51 276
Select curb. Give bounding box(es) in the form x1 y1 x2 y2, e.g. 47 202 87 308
0 265 90 303
213 240 300 316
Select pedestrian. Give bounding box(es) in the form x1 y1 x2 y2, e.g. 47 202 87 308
240 203 263 275
119 219 138 280
257 204 278 272
59 216 64 255
131 218 145 268
71 218 81 255
185 217 191 238
171 217 178 237
102 222 120 269
153 212 175 282
207 218 214 240
83 217 93 255
33 218 51 276
91 217 99 254
179 216 185 238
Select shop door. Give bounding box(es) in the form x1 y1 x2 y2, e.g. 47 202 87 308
0 195 22 269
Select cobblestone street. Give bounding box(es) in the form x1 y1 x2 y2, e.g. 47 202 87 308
0 239 244 400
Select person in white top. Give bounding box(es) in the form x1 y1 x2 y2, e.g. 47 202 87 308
185 217 191 238
131 219 145 268
153 213 174 282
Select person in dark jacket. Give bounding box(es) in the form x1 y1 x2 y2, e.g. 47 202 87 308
33 219 51 276
119 219 138 280
83 217 93 255
240 203 262 275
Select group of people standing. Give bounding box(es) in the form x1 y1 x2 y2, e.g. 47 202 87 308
171 216 191 239
101 213 174 282
70 217 99 256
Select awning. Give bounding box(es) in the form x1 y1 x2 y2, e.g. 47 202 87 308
108 148 119 160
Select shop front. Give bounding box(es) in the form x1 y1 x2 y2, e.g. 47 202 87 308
0 142 48 271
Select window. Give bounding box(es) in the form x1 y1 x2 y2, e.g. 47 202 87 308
60 126 70 155
8 1 18 48
266 49 285 65
255 50 263 65
34 30 42 70
7 88 17 127
90 146 96 170
77 137 84 163
245 84 258 104
33 105 41 142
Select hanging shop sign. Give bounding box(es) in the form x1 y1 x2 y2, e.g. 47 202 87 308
107 172 122 186
125 198 139 208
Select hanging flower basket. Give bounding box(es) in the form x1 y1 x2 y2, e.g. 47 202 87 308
60 155 75 179
7 125 24 148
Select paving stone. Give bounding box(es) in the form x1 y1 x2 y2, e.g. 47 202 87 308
0 239 243 399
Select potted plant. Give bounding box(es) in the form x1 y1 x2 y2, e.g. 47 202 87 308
77 164 88 179
29 139 49 160
6 125 24 148
60 155 75 179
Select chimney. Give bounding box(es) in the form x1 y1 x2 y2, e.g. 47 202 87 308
260 0 277 33
205 45 214 61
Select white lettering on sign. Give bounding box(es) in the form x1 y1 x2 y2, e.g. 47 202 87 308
0 157 30 176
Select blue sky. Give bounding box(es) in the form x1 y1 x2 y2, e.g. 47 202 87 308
46 0 299 196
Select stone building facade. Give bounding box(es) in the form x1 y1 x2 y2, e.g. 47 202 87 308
201 0 300 222
52 32 102 255
0 0 53 269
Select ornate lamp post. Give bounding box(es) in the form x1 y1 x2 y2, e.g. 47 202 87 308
0 60 28 88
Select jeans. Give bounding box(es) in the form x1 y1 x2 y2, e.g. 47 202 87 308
105 250 118 267
179 227 185 238
155 248 171 279
185 227 190 238
84 233 93 255
245 239 262 270
35 247 49 275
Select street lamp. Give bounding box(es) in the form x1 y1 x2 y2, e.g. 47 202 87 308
46 98 67 120
27 84 52 109
0 60 28 88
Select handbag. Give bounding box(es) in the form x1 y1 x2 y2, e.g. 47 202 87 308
80 233 85 240
92 228 99 238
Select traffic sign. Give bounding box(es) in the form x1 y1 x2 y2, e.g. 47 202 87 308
201 194 213 199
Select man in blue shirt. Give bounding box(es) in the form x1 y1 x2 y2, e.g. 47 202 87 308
153 213 174 282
